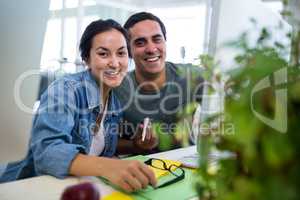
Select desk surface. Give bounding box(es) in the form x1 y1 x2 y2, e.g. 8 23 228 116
0 146 196 200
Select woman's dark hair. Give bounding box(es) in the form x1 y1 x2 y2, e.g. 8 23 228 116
79 19 131 62
124 12 166 40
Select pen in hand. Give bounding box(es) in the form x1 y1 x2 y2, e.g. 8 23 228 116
142 117 150 142
134 118 158 150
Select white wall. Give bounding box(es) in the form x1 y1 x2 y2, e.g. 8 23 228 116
200 0 291 127
0 0 49 162
212 0 291 71
285 0 300 27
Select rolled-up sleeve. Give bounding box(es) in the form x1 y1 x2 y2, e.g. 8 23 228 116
30 80 85 178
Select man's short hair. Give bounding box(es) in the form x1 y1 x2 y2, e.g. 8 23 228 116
124 12 166 40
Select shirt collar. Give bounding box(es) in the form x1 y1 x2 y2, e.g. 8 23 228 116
83 70 100 110
106 90 119 116
83 70 118 116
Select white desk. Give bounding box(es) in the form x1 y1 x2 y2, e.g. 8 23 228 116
0 146 197 200
150 145 196 160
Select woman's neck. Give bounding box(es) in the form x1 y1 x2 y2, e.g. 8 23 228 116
100 83 110 107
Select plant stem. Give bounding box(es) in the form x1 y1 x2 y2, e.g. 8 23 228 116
290 29 300 66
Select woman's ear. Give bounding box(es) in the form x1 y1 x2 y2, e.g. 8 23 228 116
83 58 89 68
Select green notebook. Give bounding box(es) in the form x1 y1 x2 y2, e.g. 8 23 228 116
125 155 199 200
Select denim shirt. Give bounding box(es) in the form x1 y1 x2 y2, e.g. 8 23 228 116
0 70 122 183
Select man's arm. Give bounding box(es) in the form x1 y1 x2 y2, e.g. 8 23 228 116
117 138 149 155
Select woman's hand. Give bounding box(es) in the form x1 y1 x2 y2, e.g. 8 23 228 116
100 158 157 192
69 154 156 193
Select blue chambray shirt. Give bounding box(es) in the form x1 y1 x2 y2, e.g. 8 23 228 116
0 70 122 183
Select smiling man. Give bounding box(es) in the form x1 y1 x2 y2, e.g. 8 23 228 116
115 12 204 154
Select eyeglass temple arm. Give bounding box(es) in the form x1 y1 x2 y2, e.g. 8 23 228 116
155 173 185 188
144 159 152 165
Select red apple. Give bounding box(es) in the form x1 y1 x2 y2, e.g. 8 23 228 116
61 182 100 200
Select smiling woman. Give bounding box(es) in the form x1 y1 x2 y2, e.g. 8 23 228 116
86 30 128 88
79 20 130 102
0 19 157 193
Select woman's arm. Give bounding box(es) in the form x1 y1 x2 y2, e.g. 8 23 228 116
31 80 84 178
69 153 157 192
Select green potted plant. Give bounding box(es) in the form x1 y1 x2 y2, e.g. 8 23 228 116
194 7 300 200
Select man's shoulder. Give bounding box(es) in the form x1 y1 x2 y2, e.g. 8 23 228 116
166 62 203 80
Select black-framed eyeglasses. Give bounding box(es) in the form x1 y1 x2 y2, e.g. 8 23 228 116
144 158 185 188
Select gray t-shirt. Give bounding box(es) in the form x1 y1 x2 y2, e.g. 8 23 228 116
114 62 204 137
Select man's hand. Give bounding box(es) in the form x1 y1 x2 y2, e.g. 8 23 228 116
132 123 158 151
